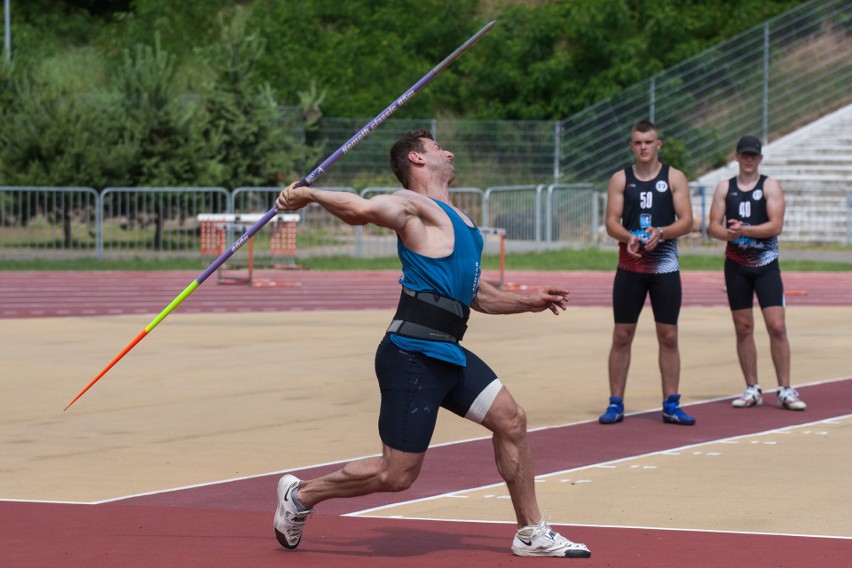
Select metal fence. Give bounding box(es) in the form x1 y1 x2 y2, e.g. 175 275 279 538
310 118 558 189
2 181 849 261
98 187 231 259
0 187 100 259
0 185 600 261
1 1 849 259
283 0 850 192
557 0 852 184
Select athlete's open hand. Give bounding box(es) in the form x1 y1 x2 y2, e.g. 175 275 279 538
529 286 570 315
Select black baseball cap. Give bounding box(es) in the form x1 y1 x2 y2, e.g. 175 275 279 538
736 135 762 155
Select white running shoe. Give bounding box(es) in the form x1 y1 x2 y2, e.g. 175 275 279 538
273 474 313 549
732 385 763 408
777 387 807 410
511 520 591 558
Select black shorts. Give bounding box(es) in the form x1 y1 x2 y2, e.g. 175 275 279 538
374 336 502 453
724 258 785 310
612 268 682 325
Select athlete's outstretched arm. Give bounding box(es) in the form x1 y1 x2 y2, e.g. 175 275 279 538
276 182 412 232
472 280 569 316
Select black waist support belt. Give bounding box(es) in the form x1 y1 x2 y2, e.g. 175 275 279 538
386 287 470 343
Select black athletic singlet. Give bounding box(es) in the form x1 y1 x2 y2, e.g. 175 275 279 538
724 175 779 268
618 164 679 274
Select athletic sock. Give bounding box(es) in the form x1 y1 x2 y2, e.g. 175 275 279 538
291 487 310 513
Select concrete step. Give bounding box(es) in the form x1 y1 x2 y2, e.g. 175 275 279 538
764 164 852 173
771 144 852 153
771 173 852 185
767 155 852 166
784 187 849 197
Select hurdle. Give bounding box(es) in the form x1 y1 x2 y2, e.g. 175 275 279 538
198 213 300 286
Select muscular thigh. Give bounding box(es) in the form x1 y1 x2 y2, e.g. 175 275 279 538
753 261 785 309
724 258 756 311
647 271 681 325
374 338 499 453
442 347 501 424
613 268 648 324
374 337 458 453
725 259 784 310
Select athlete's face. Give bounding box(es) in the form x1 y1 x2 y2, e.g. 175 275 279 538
417 138 455 183
629 130 662 163
735 151 762 174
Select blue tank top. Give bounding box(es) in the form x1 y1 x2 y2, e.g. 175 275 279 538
390 199 483 366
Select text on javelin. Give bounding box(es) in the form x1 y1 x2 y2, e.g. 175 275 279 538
340 90 417 155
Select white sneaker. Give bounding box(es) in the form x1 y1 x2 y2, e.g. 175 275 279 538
732 385 763 408
511 520 591 558
777 387 807 410
273 474 313 549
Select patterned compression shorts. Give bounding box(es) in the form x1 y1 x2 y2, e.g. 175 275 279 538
374 336 503 453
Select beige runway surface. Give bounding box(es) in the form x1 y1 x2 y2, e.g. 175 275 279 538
358 417 852 537
2 305 850 539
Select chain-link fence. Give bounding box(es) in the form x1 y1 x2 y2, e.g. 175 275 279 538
1 1 849 259
309 118 559 189
0 184 603 260
557 0 852 184
0 187 100 259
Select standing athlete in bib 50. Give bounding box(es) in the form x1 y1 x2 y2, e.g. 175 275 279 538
599 120 696 426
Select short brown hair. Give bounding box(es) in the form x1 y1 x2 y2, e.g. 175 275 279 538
631 119 657 136
389 129 433 188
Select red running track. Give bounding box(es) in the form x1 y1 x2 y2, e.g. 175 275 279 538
2 379 851 567
2 270 851 318
2 269 851 567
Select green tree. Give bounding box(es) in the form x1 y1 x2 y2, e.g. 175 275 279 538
200 9 316 190
117 33 212 186
248 0 480 117
103 0 234 62
8 0 807 121
0 58 14 111
459 0 802 120
0 82 136 188
116 34 217 248
0 76 136 245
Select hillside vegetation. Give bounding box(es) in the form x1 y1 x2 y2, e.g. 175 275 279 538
1 0 803 189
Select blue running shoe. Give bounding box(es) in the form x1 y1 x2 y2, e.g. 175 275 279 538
599 396 624 424
662 394 696 425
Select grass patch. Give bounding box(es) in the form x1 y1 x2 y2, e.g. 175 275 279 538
1 246 850 272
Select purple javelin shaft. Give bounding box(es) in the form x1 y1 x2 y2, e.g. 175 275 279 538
197 20 496 284
65 20 497 410
300 20 496 187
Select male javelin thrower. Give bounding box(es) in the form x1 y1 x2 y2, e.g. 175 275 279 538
273 129 591 558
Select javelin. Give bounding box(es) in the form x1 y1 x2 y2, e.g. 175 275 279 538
64 20 497 411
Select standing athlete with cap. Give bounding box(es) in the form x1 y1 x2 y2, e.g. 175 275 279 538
272 129 591 558
707 135 806 411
